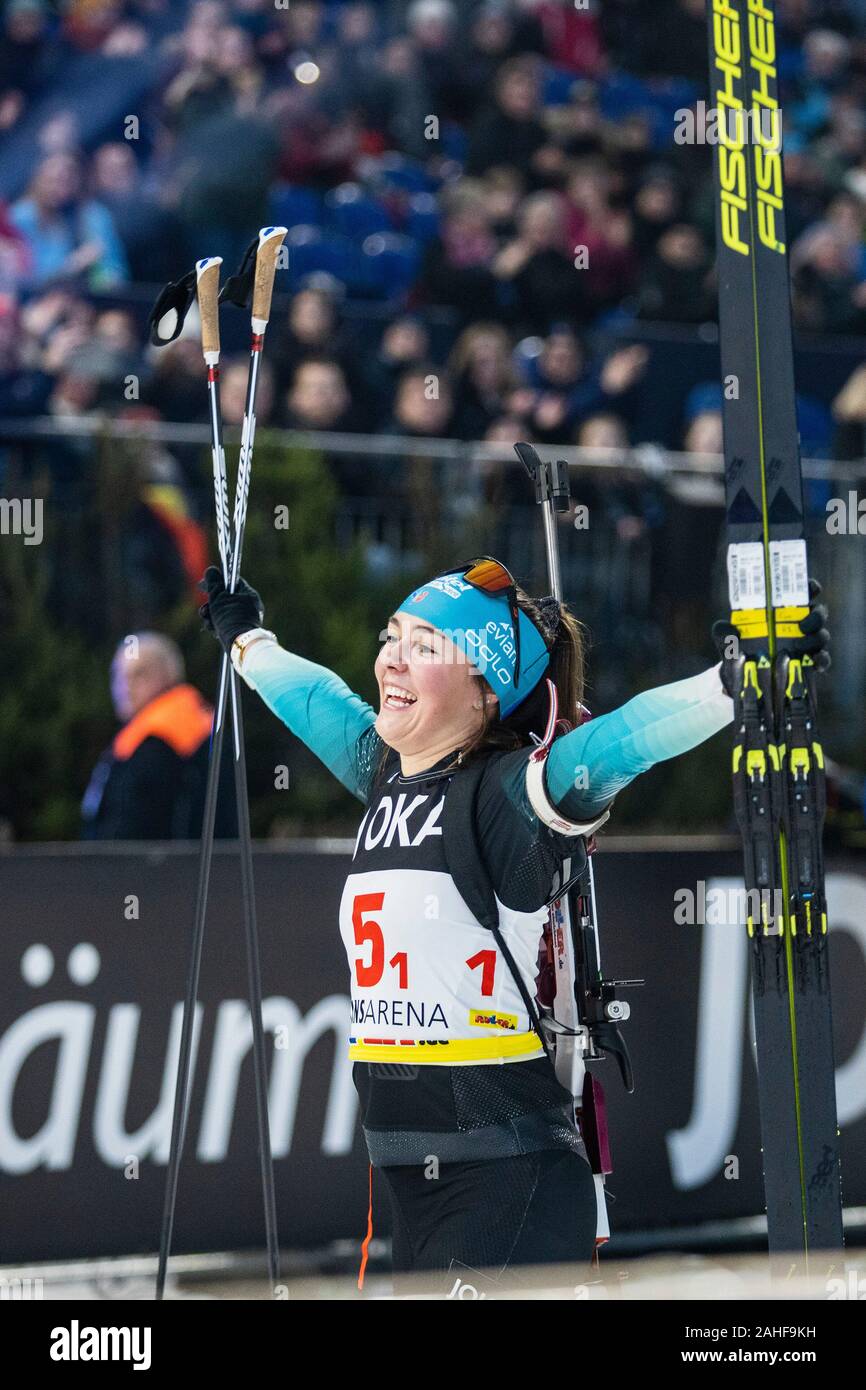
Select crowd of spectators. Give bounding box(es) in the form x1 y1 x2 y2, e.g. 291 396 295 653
2 1 865 440
1 0 866 618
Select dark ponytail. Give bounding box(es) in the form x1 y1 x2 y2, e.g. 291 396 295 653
459 587 586 758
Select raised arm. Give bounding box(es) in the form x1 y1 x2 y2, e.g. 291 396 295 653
239 638 379 801
546 664 733 822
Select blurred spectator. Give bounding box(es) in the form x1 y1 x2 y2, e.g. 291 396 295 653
575 413 660 548
511 326 648 442
642 0 710 82
220 357 275 427
363 314 431 426
161 8 233 135
466 55 560 186
281 356 362 432
65 0 132 52
832 362 866 460
215 23 267 110
386 362 454 438
176 98 280 264
484 413 532 448
333 3 385 137
493 190 588 332
535 0 606 78
364 34 434 162
271 286 354 396
683 408 724 456
141 338 209 424
791 222 866 334
564 160 638 310
481 164 525 238
42 305 144 412
161 7 280 265
791 28 852 139
578 413 631 450
277 0 327 50
10 152 130 290
631 166 684 256
459 3 522 106
0 200 31 297
418 181 501 323
19 287 94 374
0 294 52 419
270 78 362 189
90 143 182 285
448 321 517 439
636 223 715 324
406 0 468 122
0 0 62 123
81 633 232 840
777 139 833 243
813 104 866 188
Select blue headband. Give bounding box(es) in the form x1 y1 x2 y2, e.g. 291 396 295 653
397 571 550 716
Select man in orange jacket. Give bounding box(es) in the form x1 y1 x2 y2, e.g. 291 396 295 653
82 632 234 840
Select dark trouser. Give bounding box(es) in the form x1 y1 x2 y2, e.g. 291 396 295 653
379 1149 598 1296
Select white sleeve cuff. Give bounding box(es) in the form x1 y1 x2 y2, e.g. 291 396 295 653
231 628 279 687
525 754 611 837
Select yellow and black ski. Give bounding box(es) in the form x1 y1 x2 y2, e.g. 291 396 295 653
706 0 843 1267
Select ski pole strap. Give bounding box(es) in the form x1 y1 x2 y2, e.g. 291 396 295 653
147 269 197 345
219 233 259 309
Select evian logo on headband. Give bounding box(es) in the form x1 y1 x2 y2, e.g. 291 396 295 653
464 629 511 688
488 619 517 662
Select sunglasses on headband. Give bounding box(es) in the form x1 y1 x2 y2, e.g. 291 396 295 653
456 556 523 687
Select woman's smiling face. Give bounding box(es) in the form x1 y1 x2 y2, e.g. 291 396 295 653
374 611 496 771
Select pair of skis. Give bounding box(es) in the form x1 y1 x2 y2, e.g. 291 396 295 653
707 0 843 1267
147 226 288 1298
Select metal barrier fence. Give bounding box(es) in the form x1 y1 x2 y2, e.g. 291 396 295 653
0 417 700 653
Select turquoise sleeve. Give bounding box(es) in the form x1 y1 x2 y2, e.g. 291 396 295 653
546 664 734 820
239 640 380 802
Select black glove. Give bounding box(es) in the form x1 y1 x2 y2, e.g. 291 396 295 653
713 578 830 698
199 566 264 653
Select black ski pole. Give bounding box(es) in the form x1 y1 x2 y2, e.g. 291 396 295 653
153 230 286 1299
220 227 288 1293
514 442 642 1242
153 255 231 1301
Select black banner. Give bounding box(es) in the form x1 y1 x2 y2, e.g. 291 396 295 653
1 842 864 1263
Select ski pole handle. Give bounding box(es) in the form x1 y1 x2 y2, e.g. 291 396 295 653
251 226 287 333
196 256 232 577
195 257 223 363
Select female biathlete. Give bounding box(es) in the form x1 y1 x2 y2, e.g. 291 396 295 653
200 555 827 1294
